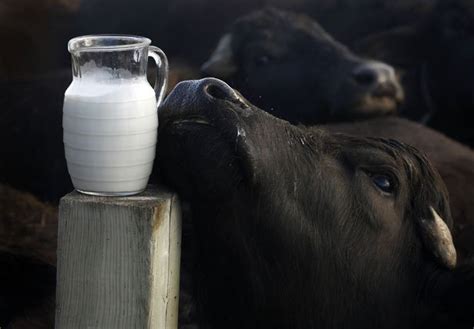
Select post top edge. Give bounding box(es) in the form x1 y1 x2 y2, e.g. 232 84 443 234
60 185 177 207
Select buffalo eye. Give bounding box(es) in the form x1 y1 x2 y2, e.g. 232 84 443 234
366 172 395 195
366 171 396 194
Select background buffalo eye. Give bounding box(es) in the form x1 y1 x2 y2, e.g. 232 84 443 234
371 174 394 194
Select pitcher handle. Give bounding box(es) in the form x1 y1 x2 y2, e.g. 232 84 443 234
148 46 169 108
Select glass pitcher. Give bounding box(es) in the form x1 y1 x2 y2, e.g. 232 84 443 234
63 35 168 196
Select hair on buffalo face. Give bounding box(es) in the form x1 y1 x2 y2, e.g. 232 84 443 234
158 78 471 329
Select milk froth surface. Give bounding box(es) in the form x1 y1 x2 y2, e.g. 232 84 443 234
65 77 156 103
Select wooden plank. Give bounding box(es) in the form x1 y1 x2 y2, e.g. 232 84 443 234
55 186 181 329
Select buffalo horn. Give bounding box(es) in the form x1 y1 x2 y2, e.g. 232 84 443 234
201 34 238 78
419 207 457 269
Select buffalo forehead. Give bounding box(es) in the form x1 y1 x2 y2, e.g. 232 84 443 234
233 8 327 49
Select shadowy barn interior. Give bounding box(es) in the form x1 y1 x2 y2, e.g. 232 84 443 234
1 0 474 328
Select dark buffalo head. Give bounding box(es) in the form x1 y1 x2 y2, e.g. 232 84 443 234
158 78 473 329
201 8 404 124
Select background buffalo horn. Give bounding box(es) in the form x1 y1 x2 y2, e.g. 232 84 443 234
419 207 457 269
201 33 238 78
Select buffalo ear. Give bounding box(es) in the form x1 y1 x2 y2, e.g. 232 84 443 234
419 207 457 269
201 34 238 79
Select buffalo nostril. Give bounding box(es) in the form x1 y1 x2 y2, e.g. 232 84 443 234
201 78 239 102
352 62 402 100
206 84 230 100
353 67 377 86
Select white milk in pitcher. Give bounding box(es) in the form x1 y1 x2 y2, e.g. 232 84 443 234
63 73 158 195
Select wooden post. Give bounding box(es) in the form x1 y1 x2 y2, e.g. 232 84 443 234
55 186 181 329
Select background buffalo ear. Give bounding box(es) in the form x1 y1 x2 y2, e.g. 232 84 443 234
354 25 425 67
201 33 238 79
418 207 457 269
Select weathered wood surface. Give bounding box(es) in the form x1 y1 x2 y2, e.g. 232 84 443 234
56 186 181 329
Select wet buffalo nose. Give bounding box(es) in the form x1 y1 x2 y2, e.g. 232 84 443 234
352 62 401 98
200 77 240 102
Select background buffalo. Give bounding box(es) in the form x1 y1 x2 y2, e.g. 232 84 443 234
202 1 474 146
201 8 404 123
